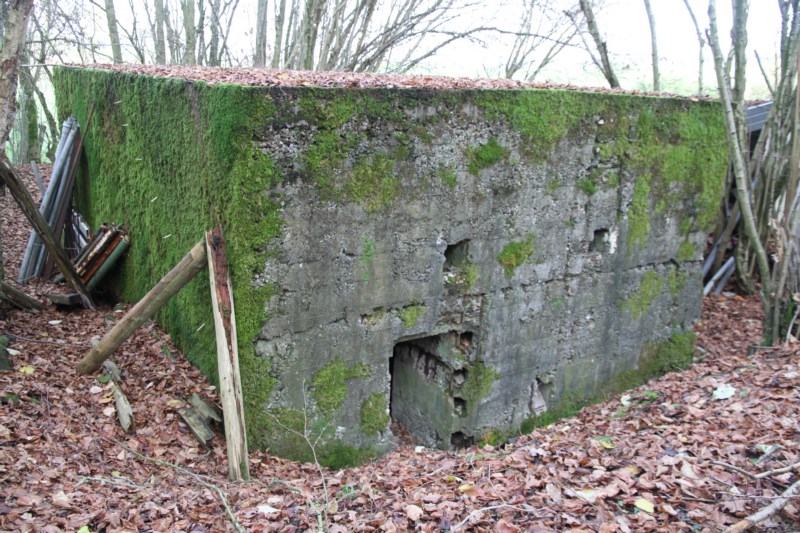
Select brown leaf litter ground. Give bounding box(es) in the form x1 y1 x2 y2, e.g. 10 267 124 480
0 165 798 532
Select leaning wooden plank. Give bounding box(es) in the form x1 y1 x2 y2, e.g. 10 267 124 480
112 382 134 433
0 161 94 309
0 280 43 312
76 239 207 374
178 406 215 448
206 226 249 481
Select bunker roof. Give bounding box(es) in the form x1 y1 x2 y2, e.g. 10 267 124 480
70 64 707 100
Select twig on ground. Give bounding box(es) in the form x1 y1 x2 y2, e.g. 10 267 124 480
451 503 533 531
723 479 800 532
107 438 244 533
76 475 142 489
711 459 800 480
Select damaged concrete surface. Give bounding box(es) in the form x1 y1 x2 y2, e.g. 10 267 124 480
56 66 726 465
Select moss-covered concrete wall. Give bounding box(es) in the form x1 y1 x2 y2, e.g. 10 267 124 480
55 66 726 467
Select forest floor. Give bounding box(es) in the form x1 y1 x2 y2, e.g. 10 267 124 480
0 166 799 532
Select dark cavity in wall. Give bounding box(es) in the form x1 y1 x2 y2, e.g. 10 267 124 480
391 333 457 449
590 228 610 253
444 240 470 270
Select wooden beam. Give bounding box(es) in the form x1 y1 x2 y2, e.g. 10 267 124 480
76 239 207 374
0 160 94 309
0 280 43 312
206 226 249 482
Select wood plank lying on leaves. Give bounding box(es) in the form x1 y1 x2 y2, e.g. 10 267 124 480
112 382 134 433
178 406 215 448
189 393 223 426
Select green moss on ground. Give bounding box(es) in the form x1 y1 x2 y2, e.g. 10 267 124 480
360 393 390 436
498 234 535 278
624 271 664 320
466 138 508 175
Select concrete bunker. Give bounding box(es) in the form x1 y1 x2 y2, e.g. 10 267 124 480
54 65 728 467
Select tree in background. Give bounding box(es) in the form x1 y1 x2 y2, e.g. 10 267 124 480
502 0 579 81
573 0 619 88
642 0 659 91
707 0 800 344
0 0 35 280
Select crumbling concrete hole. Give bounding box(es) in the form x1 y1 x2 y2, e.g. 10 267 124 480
390 331 474 449
444 240 470 270
590 228 610 253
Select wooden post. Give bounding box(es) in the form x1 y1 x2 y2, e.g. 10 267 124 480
206 226 249 481
0 160 94 309
76 239 207 374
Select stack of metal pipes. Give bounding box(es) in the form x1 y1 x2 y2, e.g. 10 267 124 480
18 116 80 283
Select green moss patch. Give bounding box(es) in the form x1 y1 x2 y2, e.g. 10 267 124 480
312 358 370 415
578 178 597 196
498 234 535 278
399 303 425 328
467 138 509 176
628 173 652 252
624 271 664 320
460 362 499 403
677 241 696 262
345 154 399 213
522 330 695 432
360 393 390 436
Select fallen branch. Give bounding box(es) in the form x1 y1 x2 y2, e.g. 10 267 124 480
711 459 800 480
109 439 244 533
76 239 206 374
0 280 43 312
723 479 800 532
451 503 534 532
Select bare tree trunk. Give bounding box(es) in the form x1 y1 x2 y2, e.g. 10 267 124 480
196 0 206 65
578 0 619 88
642 0 659 91
183 0 197 65
0 0 34 149
104 0 124 63
208 0 221 65
272 0 287 67
708 0 774 341
154 0 167 63
681 0 704 95
254 0 268 67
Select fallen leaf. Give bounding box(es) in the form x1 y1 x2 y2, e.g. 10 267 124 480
405 504 423 521
52 491 71 508
634 497 654 513
18 366 34 375
6 348 20 356
48 320 62 325
713 384 736 400
257 504 280 514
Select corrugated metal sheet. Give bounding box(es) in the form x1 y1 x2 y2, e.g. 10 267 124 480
747 101 772 133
